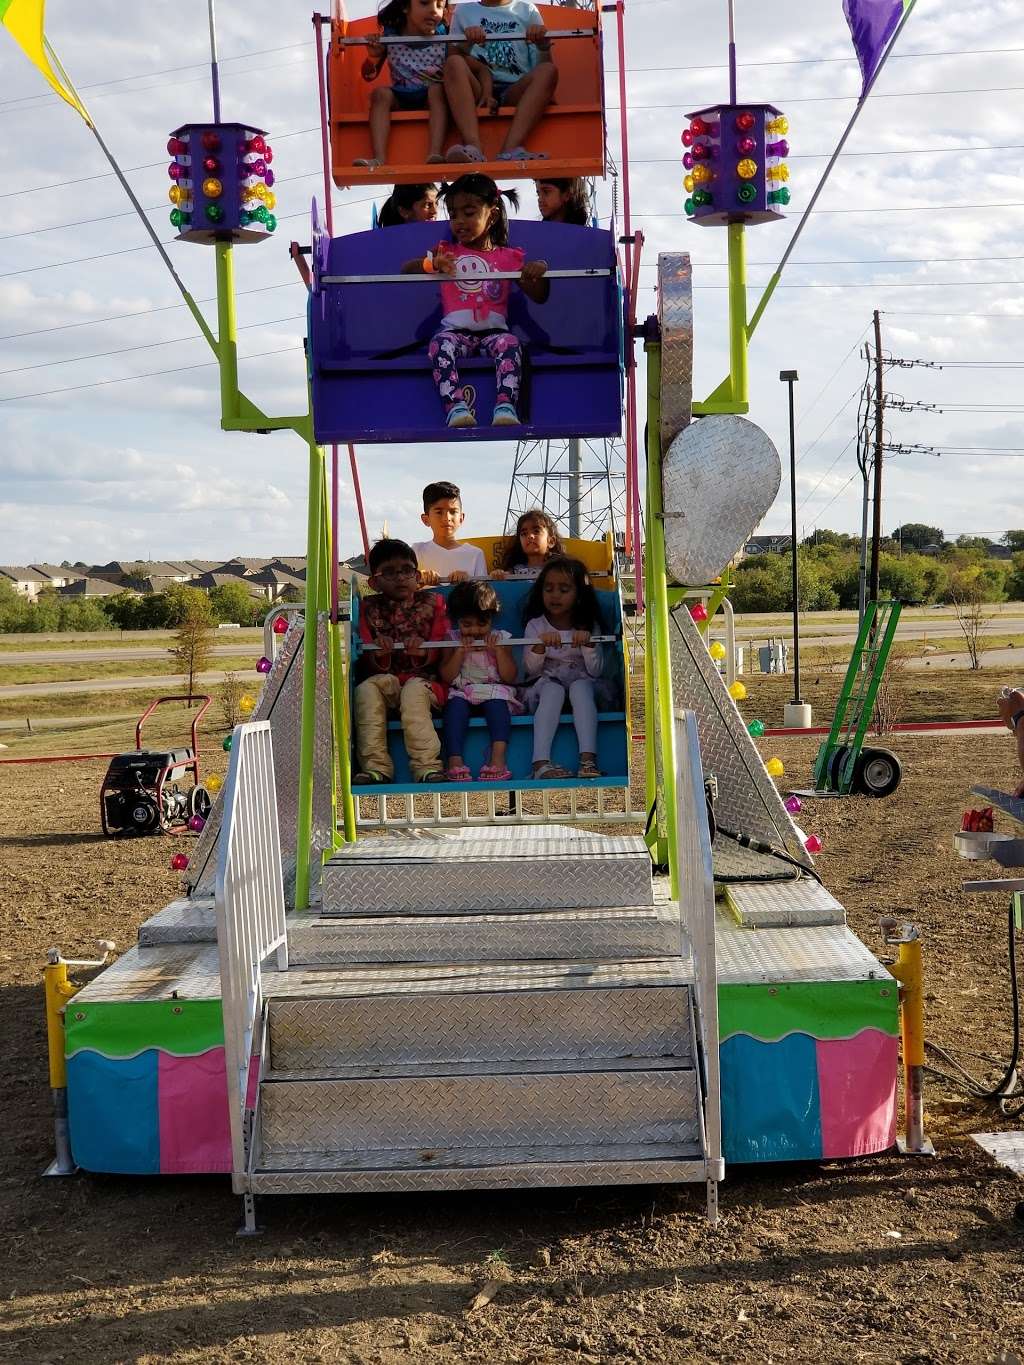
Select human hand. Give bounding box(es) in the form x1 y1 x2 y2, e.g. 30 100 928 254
464 24 486 43
998 688 1024 729
419 567 440 585
432 249 456 276
490 569 508 579
540 630 563 648
520 259 548 285
526 24 548 44
375 635 394 655
571 630 592 648
479 94 499 113
406 634 426 659
448 569 469 582
366 35 386 62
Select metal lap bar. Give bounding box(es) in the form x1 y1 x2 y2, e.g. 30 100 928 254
358 633 619 653
322 269 614 284
337 30 594 46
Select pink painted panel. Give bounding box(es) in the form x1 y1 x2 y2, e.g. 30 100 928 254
817 1030 898 1159
158 1047 232 1174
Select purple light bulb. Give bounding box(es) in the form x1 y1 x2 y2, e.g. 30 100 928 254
264 168 275 187
767 138 789 158
784 795 802 815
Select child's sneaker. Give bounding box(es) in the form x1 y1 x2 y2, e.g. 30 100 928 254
492 402 520 426
446 401 476 428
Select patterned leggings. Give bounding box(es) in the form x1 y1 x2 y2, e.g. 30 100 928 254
428 328 522 414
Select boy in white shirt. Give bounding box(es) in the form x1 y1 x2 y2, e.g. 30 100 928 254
411 480 489 583
444 0 557 164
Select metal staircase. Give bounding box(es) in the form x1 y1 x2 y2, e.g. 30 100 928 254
215 716 721 1228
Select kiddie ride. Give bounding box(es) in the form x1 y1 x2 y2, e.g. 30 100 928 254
43 4 926 1230
99 695 213 837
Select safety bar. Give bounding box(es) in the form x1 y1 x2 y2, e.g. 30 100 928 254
337 30 593 46
322 268 613 284
357 632 619 653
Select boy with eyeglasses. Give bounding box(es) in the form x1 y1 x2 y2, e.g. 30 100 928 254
353 538 450 784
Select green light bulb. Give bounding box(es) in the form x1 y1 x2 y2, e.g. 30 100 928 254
684 197 695 215
205 203 225 222
737 184 757 204
768 186 791 206
264 213 277 232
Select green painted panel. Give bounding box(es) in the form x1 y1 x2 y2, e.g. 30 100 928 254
65 999 224 1059
718 979 898 1043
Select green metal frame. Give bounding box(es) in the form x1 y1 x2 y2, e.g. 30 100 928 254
812 599 903 793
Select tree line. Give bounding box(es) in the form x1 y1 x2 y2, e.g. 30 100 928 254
0 579 269 633
732 525 1024 614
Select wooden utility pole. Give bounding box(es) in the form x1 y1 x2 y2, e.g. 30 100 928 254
868 309 884 605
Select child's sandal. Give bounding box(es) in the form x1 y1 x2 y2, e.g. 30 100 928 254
352 769 388 785
446 764 472 782
532 761 572 780
480 764 513 781
577 758 603 779
414 768 449 783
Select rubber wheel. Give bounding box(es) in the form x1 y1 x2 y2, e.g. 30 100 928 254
127 797 160 833
827 745 853 792
189 785 212 820
853 747 902 798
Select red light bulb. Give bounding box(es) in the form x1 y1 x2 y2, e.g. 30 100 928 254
681 129 694 147
689 602 708 622
273 615 289 635
201 130 222 151
804 834 823 854
735 110 756 132
170 852 189 871
167 136 187 156
251 158 266 178
682 153 694 170
203 155 221 174
736 136 756 155
168 162 185 180
691 142 709 160
263 145 273 164
248 134 266 155
691 116 708 136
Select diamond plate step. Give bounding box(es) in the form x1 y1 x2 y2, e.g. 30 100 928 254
248 1145 705 1194
258 1068 700 1156
286 905 680 965
268 981 692 1071
321 831 653 915
725 878 845 929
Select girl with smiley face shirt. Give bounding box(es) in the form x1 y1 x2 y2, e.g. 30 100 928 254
403 174 549 429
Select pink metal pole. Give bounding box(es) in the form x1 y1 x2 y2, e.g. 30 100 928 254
614 0 643 613
314 11 371 588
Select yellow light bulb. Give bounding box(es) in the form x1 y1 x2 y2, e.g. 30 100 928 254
239 694 256 715
692 163 712 185
684 174 695 193
168 185 183 204
767 116 789 136
263 191 276 211
202 176 223 198
206 773 223 793
766 757 785 778
709 641 726 661
728 681 747 701
736 158 758 180
768 163 790 182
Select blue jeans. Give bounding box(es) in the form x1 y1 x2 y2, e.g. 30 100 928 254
443 696 512 757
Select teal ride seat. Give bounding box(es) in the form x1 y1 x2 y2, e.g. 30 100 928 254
349 578 629 793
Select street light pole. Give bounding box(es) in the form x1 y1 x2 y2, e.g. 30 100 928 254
780 370 810 727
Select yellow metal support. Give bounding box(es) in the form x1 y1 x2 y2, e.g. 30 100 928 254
43 955 77 1090
884 921 935 1156
644 339 681 899
692 222 751 417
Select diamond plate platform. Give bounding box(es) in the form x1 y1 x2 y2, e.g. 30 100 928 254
724 878 845 929
973 1130 1024 1175
322 831 653 914
258 1069 701 1155
268 981 692 1070
138 897 216 945
715 908 893 985
287 905 682 965
248 1148 705 1194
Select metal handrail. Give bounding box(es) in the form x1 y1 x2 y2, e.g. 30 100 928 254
214 721 288 1189
673 709 723 1207
337 30 593 46
322 268 613 284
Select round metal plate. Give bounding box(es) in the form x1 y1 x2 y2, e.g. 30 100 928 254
661 413 782 585
656 253 693 451
311 196 329 296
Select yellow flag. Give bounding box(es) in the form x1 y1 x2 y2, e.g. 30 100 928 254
1 0 90 122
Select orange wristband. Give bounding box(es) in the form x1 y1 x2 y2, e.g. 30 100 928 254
422 254 435 273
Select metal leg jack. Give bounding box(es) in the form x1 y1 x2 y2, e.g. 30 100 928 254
705 1179 719 1225
237 1192 264 1237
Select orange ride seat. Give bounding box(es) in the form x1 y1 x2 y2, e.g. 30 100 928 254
328 3 606 188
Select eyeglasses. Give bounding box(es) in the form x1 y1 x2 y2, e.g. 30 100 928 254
374 564 418 580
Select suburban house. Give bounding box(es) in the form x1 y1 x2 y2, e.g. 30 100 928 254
0 566 48 601
56 577 126 598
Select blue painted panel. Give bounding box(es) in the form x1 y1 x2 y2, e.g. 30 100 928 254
720 1033 823 1163
67 1050 160 1174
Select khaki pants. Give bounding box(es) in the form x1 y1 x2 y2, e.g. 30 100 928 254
354 674 441 780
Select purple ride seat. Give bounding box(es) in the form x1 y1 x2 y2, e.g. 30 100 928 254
309 220 623 445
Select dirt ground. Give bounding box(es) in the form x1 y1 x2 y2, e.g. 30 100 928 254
3 718 1024 1362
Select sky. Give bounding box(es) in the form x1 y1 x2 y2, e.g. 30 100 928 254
1 0 1023 565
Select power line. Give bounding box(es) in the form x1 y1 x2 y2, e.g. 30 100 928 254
809 470 861 524
801 434 858 510
632 143 1024 166
640 254 1024 269
634 202 1024 218
0 344 303 404
796 387 861 469
608 46 1024 74
883 311 1024 319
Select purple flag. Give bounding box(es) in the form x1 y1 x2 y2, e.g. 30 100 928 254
843 0 906 93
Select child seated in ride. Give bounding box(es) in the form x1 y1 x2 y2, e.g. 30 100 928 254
536 177 591 224
353 537 450 784
403 174 549 428
378 182 439 225
444 0 557 163
356 0 451 169
440 579 521 781
412 479 487 583
491 507 563 578
522 556 604 780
